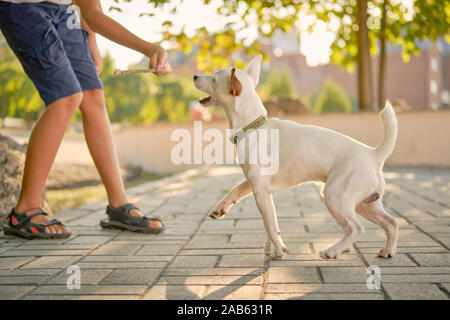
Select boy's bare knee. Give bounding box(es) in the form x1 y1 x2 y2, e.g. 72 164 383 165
48 92 83 114
79 89 105 113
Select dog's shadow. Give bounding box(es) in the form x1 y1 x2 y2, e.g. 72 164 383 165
163 268 262 300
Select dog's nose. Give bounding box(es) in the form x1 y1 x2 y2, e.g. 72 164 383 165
193 75 198 81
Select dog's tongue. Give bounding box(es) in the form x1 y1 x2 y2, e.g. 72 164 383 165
200 96 211 105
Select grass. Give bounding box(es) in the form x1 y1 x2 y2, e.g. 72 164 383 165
46 170 167 215
46 184 107 214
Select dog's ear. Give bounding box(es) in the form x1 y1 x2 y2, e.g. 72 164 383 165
229 68 242 96
244 55 263 87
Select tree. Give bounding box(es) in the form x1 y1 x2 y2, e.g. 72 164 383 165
0 34 42 126
313 78 352 114
111 0 449 111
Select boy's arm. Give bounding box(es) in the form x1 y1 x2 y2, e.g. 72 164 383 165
74 0 169 75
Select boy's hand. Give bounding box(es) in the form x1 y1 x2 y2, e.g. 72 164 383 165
145 43 171 76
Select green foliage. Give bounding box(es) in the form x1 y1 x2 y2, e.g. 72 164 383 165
258 67 295 100
313 78 352 114
0 34 43 123
113 0 449 72
89 53 194 125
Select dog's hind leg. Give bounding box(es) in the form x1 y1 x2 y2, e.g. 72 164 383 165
209 180 252 220
356 199 398 258
321 191 365 259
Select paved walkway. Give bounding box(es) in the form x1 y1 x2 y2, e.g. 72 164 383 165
1 166 449 300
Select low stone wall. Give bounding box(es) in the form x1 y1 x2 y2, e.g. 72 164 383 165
113 109 450 175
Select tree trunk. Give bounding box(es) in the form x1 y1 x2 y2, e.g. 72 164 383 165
357 0 373 111
378 0 388 110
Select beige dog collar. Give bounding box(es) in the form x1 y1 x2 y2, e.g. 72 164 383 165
230 115 268 144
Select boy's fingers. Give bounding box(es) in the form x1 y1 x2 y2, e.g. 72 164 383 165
156 53 166 71
149 54 158 69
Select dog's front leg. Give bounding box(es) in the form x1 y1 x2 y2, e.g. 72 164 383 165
250 179 287 259
209 180 252 220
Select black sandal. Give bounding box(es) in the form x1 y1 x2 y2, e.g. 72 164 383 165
3 208 71 239
100 203 165 234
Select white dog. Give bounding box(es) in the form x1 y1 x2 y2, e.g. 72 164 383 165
194 55 399 260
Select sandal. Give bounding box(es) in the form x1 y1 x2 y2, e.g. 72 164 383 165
3 208 71 240
100 203 165 234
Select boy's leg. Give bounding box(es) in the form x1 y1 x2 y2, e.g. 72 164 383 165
79 89 162 229
15 93 82 234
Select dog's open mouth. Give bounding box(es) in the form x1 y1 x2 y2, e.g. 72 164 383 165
199 96 211 105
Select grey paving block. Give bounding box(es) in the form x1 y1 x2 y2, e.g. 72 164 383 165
0 275 53 285
164 268 263 277
267 267 320 284
219 254 265 267
410 253 450 267
157 275 262 286
0 285 35 300
46 269 113 285
31 285 147 295
24 294 140 300
384 283 448 300
90 243 142 256
143 284 206 300
100 268 162 285
76 261 167 269
264 293 383 300
0 257 34 269
135 244 182 255
21 256 82 269
170 256 218 268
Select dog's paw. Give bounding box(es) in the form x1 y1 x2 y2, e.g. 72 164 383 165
208 205 227 220
377 248 395 258
320 249 339 260
273 247 288 260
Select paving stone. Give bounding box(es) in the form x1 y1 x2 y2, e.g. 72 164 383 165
0 269 59 276
219 254 265 267
363 253 417 267
46 269 113 285
164 268 263 276
100 268 162 285
143 284 207 300
0 275 53 285
384 283 448 300
1 167 449 300
81 255 171 262
205 285 262 300
76 261 167 269
179 248 264 255
21 256 82 269
24 295 141 300
1 249 89 257
320 267 370 283
267 267 320 284
264 293 383 300
265 283 375 294
90 243 142 256
135 244 182 255
0 257 34 269
31 285 147 295
0 285 35 299
410 253 450 267
170 256 218 268
157 275 262 286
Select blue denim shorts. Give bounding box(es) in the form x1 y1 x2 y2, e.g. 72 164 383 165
0 1 103 106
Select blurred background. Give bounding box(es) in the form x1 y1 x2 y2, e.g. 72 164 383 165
1 0 449 215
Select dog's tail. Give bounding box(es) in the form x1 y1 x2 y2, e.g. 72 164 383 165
374 100 398 163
